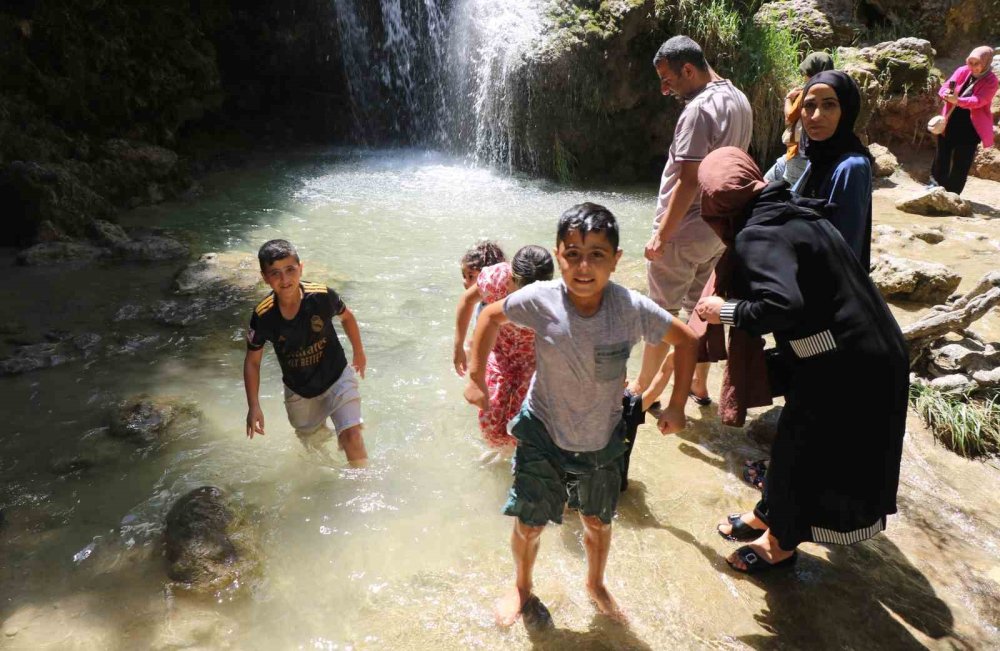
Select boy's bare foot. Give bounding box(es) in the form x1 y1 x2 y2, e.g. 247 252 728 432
495 586 533 627
587 583 627 623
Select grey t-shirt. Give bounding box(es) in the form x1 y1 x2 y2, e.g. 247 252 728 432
655 79 753 243
503 280 674 452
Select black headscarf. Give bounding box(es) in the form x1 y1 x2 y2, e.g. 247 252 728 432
800 70 873 197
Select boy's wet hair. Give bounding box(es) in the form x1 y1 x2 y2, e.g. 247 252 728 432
557 203 620 250
258 239 300 270
461 240 506 270
652 35 707 74
511 245 554 289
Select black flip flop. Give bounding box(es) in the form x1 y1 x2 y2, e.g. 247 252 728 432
717 513 766 542
689 392 712 406
728 545 797 574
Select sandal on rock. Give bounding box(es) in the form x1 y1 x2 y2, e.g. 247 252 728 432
689 392 712 406
717 513 766 542
728 545 797 574
741 459 768 491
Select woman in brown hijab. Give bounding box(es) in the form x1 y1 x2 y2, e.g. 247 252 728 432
692 147 908 574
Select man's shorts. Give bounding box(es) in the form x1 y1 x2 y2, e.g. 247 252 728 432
503 407 627 527
283 366 363 437
647 236 725 316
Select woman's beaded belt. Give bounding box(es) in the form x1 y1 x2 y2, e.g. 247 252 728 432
788 330 837 359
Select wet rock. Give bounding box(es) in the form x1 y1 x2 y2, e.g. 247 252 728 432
895 187 972 217
745 406 783 445
0 333 102 375
970 147 1000 183
164 486 259 593
173 252 262 295
35 220 71 243
49 435 120 476
112 232 188 261
108 395 198 445
15 241 108 265
101 139 178 179
871 255 962 304
929 374 978 394
753 0 861 51
868 143 898 177
86 219 130 248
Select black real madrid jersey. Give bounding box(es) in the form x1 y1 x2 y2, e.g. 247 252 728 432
247 282 348 398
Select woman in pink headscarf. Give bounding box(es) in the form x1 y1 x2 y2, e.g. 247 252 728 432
931 46 998 194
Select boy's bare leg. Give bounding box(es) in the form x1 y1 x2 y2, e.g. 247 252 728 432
338 425 368 467
496 519 544 627
627 341 670 394
580 513 626 622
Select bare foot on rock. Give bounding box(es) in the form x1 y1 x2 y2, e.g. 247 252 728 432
587 583 627 623
495 586 533 627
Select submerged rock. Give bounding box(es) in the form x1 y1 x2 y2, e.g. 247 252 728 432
15 241 108 265
913 228 945 245
870 255 961 304
895 187 972 217
0 333 102 375
108 395 198 445
164 486 259 594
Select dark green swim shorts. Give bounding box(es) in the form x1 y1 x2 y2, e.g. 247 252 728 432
503 407 627 527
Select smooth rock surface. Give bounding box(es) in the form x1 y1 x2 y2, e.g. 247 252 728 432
895 187 972 217
871 255 962 304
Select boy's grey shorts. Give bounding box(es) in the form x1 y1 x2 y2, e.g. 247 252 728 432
646 237 724 316
283 366 363 436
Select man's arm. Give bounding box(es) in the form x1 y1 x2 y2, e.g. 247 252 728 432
243 347 265 439
337 307 366 379
463 302 509 410
645 160 701 260
651 318 698 434
453 284 483 376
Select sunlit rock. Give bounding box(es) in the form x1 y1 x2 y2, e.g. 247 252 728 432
870 255 961 304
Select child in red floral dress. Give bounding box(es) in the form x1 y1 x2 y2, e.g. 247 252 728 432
454 245 554 448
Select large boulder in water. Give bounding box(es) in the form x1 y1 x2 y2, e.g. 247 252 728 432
870 255 962 304
173 252 262 295
164 486 259 594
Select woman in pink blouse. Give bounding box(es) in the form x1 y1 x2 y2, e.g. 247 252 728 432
931 46 998 194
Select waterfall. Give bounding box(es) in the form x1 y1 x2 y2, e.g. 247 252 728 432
331 0 545 170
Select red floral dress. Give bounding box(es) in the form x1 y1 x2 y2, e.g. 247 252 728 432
477 263 536 448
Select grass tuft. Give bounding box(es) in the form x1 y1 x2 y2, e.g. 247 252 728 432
910 384 1000 458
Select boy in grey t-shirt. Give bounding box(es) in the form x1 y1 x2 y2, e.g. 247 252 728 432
464 203 698 626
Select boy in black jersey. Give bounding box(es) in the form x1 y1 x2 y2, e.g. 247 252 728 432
243 239 369 466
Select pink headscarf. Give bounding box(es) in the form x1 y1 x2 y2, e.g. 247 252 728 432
969 46 995 70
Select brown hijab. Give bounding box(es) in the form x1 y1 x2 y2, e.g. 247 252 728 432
696 147 773 427
699 147 768 294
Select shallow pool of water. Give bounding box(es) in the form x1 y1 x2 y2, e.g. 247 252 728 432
2 149 999 650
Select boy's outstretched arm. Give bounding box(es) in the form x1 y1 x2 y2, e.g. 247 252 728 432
243 347 265 439
453 284 483 376
650 318 698 435
464 302 508 410
338 307 366 379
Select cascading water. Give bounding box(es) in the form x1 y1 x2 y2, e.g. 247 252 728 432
331 0 545 170
332 0 452 144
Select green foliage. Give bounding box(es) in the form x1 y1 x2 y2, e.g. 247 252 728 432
910 384 1000 458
